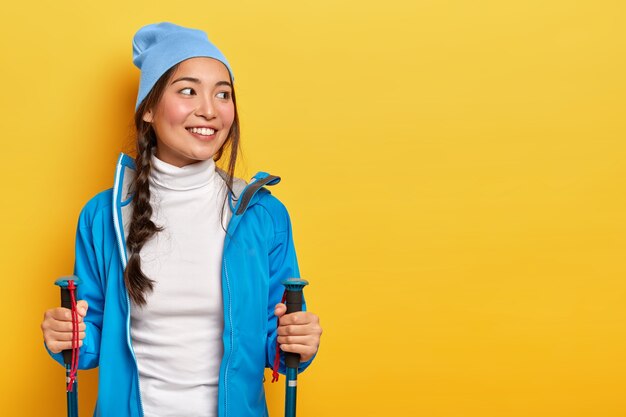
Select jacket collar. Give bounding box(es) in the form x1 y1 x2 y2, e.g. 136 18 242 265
111 153 281 266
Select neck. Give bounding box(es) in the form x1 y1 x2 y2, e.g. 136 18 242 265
149 154 217 191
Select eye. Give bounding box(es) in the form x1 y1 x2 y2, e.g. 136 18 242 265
179 87 195 96
216 91 231 100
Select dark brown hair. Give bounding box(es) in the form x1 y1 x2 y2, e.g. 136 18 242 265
125 63 241 306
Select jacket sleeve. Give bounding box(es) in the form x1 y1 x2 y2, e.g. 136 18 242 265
265 198 317 374
45 202 105 370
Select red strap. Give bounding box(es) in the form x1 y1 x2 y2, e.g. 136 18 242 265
67 280 79 392
271 290 287 383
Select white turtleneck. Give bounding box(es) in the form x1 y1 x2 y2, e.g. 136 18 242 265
130 154 230 417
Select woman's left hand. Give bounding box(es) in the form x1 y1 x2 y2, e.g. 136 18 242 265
274 303 322 363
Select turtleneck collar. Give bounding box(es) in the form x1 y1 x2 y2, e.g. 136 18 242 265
150 154 217 191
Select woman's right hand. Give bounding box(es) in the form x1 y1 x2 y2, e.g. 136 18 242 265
41 300 88 354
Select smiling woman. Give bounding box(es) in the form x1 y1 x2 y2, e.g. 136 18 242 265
39 22 322 417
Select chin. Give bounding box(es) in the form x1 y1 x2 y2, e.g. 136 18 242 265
189 152 219 163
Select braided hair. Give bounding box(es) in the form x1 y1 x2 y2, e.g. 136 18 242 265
125 64 241 306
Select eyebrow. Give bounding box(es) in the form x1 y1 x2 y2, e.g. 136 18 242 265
171 77 232 88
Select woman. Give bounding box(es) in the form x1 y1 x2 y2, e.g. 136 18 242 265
41 22 322 417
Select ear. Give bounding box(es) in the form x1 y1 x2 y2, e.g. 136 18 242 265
142 109 154 123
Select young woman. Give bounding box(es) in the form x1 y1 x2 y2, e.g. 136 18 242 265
40 22 322 417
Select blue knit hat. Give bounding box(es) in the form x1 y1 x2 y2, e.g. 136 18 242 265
132 22 234 110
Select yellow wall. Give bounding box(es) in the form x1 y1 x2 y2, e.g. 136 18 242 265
1 1 625 415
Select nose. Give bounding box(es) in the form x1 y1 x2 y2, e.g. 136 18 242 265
195 94 216 119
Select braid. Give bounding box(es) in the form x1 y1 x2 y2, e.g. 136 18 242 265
123 64 178 306
124 131 161 306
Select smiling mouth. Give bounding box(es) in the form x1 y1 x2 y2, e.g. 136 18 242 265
187 127 216 136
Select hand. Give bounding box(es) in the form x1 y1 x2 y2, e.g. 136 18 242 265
41 300 88 354
274 303 322 363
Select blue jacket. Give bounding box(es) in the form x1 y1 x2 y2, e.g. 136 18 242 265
47 153 313 417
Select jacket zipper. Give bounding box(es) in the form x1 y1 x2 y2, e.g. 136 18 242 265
112 161 145 417
223 254 234 417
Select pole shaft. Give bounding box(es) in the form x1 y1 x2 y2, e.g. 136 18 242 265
66 364 79 416
285 367 298 417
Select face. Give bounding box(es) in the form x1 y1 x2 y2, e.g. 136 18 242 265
143 57 235 167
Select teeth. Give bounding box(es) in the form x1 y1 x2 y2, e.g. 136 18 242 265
188 127 215 135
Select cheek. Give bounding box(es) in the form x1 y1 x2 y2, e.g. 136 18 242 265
159 101 192 126
220 104 236 129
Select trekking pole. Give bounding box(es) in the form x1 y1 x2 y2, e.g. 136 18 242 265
55 276 82 417
281 278 309 417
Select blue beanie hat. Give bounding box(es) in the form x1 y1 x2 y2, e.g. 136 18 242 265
132 22 234 110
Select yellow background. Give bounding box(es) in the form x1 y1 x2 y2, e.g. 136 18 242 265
1 1 625 416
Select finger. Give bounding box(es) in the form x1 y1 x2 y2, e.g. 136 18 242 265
277 334 317 346
278 311 319 326
46 330 87 342
76 300 89 317
46 340 84 354
45 307 85 323
277 322 322 336
45 320 87 333
274 303 287 318
279 343 318 362
45 307 73 322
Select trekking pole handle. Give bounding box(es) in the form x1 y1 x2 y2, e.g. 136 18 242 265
281 278 309 369
55 276 82 365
